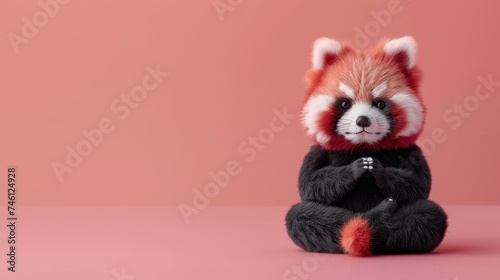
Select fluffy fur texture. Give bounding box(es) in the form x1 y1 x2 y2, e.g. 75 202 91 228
340 217 372 256
286 37 448 256
301 36 424 151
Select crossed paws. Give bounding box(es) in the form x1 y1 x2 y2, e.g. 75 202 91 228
351 157 383 179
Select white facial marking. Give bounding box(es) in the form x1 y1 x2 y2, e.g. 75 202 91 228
338 82 355 99
372 81 388 98
390 92 424 137
336 102 391 144
302 94 335 138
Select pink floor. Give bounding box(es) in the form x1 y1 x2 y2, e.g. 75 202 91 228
0 206 499 279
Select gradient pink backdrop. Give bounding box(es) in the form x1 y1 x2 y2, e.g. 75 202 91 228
0 0 499 207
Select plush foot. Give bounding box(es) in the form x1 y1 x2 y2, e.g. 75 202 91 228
364 196 398 219
340 197 397 256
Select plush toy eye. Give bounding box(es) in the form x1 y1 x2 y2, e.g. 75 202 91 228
375 100 386 109
341 100 351 109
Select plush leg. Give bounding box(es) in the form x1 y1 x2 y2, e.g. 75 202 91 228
286 199 447 255
384 199 448 254
339 199 447 256
286 201 354 253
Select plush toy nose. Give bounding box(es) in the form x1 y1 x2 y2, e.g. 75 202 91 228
356 116 371 128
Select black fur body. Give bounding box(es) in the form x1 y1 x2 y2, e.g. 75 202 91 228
286 144 448 254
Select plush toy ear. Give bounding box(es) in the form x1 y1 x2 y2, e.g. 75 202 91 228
383 36 417 69
312 37 343 71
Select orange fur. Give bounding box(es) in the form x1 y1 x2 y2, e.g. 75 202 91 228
340 217 372 256
319 50 418 103
302 38 426 151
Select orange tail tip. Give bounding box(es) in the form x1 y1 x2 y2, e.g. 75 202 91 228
340 217 372 256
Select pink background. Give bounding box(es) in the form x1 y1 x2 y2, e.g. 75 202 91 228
1 0 499 208
1 2 500 279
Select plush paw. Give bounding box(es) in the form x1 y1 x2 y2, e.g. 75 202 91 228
351 158 371 179
362 197 397 230
360 157 381 169
375 197 398 213
361 157 374 170
361 157 385 177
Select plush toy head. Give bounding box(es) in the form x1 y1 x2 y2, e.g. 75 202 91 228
302 36 425 151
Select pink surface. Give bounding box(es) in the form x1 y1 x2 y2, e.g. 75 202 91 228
0 1 500 207
1 2 498 278
0 206 498 279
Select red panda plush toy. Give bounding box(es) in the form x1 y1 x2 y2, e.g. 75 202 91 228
286 36 447 256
